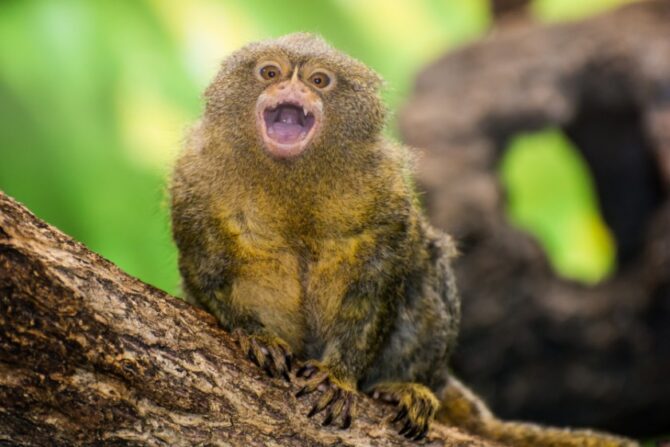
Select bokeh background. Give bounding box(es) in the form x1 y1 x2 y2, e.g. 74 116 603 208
0 0 637 295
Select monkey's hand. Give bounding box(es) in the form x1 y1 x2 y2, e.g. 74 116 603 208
233 328 293 381
370 382 440 441
295 360 358 429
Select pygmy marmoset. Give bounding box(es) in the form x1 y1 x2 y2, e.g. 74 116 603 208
170 33 637 446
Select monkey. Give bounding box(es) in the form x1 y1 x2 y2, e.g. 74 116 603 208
170 33 638 445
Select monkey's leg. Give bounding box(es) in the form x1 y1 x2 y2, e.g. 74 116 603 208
294 225 413 429
368 382 440 440
436 376 639 447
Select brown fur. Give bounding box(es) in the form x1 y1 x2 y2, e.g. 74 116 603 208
170 33 638 445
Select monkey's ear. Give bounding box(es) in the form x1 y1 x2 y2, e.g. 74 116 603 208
350 66 385 93
349 56 385 93
369 70 386 92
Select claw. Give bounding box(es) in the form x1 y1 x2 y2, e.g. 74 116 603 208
322 411 334 426
308 387 338 417
399 420 412 436
392 406 408 423
281 369 291 382
341 414 352 429
404 424 420 439
247 348 259 366
414 424 429 441
296 386 308 398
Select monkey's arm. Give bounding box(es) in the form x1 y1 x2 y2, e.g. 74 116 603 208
296 223 413 427
171 156 296 380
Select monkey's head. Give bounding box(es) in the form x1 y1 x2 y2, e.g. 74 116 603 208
204 33 385 160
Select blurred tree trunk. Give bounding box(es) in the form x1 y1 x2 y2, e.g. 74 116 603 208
0 191 494 447
490 0 531 25
400 0 670 438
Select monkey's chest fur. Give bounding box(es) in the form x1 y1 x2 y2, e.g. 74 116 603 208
212 198 390 356
177 194 458 392
172 146 459 391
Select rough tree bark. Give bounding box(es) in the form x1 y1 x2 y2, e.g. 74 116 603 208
0 191 498 446
400 0 670 438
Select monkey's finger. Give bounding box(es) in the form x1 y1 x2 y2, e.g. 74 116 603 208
296 371 328 397
249 338 270 374
326 391 346 424
231 328 245 344
267 344 290 382
320 389 342 427
296 364 319 379
236 333 251 358
307 387 338 418
275 342 292 370
247 347 260 367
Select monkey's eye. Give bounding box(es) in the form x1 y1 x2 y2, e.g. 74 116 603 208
308 72 331 89
259 64 281 81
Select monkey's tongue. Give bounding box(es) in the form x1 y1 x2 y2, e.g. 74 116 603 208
268 122 305 143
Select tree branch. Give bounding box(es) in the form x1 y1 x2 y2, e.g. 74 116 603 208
0 191 494 446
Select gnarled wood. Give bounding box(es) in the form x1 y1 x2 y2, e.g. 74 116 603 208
0 190 495 446
400 0 670 437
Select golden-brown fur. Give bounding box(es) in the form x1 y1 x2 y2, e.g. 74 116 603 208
170 33 638 445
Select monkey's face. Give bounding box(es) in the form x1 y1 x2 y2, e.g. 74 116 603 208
254 60 331 158
205 33 385 161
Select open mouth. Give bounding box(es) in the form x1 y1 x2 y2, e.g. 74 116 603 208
263 102 316 145
257 97 320 158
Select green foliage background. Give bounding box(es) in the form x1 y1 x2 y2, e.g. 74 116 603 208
0 0 633 294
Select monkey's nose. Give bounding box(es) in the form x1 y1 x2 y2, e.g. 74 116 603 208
286 79 308 94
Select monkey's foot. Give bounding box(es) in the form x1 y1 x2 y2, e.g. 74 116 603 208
295 360 357 429
370 382 439 440
233 329 292 381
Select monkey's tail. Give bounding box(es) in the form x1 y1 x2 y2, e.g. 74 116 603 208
435 376 639 447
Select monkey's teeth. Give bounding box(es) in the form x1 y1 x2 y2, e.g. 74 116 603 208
303 107 308 117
